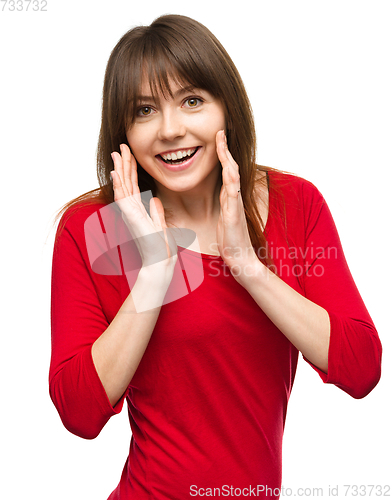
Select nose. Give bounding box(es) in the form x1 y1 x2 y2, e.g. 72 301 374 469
157 108 186 142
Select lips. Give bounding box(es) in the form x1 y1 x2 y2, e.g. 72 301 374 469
158 147 199 165
156 146 201 172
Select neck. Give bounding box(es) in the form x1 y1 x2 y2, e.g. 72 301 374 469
155 174 222 227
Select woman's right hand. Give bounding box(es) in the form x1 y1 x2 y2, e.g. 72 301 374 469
111 144 178 272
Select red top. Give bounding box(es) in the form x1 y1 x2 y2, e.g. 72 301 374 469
49 172 382 499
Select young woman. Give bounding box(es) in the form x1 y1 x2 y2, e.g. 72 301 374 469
49 14 382 500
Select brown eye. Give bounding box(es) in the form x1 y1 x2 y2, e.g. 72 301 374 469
185 98 201 108
138 106 153 116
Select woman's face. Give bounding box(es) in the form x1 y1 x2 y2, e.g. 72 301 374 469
126 78 226 195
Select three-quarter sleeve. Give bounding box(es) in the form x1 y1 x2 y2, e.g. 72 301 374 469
49 205 127 439
298 180 382 398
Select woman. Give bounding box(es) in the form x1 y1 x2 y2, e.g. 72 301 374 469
49 14 382 499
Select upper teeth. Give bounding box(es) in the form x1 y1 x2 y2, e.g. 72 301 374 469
161 148 197 161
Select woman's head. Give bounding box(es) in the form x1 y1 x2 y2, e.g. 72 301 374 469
97 14 257 199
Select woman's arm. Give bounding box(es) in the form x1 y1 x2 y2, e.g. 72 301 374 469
50 145 177 437
216 129 328 371
215 130 381 397
92 144 178 406
91 264 173 407
235 261 330 373
50 208 175 438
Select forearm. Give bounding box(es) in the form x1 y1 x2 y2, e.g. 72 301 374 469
237 259 330 373
91 264 173 407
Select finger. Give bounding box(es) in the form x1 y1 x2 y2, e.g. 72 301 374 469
111 169 127 202
150 197 174 259
216 130 240 178
221 164 233 205
217 147 240 217
111 151 130 198
219 183 227 214
154 197 168 228
225 146 240 177
216 130 226 166
120 144 134 196
216 131 241 197
149 197 163 230
130 152 140 200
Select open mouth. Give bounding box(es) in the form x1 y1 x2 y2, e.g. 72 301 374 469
158 147 200 165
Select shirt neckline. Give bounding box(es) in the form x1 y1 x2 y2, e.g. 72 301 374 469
177 171 272 260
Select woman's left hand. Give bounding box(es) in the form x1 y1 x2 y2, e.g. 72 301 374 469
216 130 259 282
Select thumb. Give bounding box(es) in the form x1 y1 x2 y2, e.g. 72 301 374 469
149 197 166 229
150 197 173 259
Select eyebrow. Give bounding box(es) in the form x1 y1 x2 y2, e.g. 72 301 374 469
136 85 198 102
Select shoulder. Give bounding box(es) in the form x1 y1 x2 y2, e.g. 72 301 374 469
267 170 325 210
53 200 127 279
267 170 319 194
54 200 110 249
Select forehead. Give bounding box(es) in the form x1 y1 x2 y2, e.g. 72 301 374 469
137 69 194 100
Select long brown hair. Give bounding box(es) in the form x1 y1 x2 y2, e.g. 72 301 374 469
57 14 276 261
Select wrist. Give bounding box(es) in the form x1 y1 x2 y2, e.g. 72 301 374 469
129 260 176 313
138 257 177 283
230 256 268 287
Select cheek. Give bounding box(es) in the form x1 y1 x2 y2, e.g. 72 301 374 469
126 130 135 152
204 108 226 139
126 128 147 160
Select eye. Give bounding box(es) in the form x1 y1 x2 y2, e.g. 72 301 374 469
137 106 154 117
184 97 202 108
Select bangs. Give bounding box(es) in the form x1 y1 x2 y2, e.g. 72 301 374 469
143 55 194 103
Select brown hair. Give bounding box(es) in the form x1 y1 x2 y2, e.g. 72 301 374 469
56 14 277 262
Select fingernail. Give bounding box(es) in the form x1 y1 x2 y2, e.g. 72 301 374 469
220 132 226 150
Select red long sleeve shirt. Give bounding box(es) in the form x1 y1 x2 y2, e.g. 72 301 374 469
49 172 382 499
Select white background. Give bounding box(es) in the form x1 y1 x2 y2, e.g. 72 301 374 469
1 0 391 498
